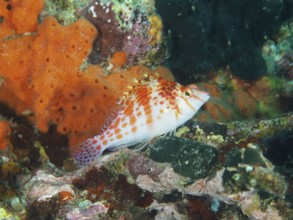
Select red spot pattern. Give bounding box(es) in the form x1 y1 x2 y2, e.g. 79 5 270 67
74 75 192 166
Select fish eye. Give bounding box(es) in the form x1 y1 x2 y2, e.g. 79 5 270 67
185 91 191 96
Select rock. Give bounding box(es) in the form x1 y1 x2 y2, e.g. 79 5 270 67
149 136 218 180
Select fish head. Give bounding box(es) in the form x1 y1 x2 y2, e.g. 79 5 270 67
176 84 210 124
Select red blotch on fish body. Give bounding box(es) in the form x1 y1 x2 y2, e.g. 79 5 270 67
124 101 134 117
114 128 121 134
113 117 121 129
117 134 123 139
146 117 153 125
131 126 137 133
130 116 137 125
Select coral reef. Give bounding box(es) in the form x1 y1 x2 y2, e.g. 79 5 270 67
25 170 75 219
0 0 173 151
80 0 168 67
0 113 292 219
0 1 292 220
0 0 289 154
42 0 89 25
66 201 108 220
149 200 186 220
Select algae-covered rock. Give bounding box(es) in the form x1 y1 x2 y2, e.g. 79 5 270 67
149 136 218 180
223 144 287 197
0 207 19 220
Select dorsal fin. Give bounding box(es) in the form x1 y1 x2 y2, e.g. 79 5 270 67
99 73 161 134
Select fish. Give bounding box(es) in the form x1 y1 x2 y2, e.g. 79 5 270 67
74 75 210 165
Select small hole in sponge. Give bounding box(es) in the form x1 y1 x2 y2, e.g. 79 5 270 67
6 4 12 10
62 127 68 133
69 93 75 98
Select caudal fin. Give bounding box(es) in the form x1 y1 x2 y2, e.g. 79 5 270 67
73 136 104 166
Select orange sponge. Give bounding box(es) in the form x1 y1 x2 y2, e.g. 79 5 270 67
110 51 128 68
0 0 44 38
0 9 173 151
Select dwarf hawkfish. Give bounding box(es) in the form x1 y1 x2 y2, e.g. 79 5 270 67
74 74 210 165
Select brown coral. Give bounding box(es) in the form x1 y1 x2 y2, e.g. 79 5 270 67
0 1 173 154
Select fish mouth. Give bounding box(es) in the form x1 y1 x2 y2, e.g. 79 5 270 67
199 91 210 102
190 86 210 103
